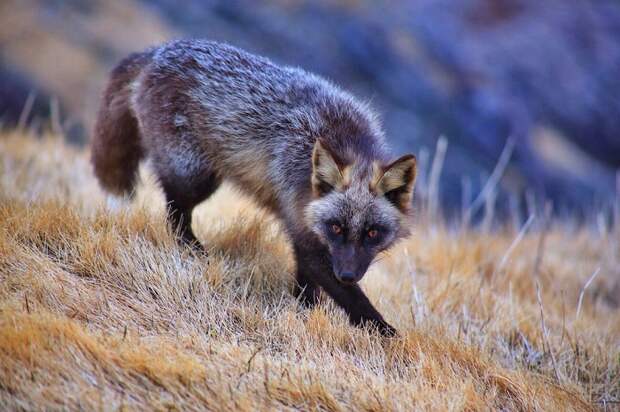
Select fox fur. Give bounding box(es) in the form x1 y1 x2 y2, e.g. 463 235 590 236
92 40 417 336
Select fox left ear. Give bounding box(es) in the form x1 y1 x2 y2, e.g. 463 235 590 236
311 140 349 197
375 154 417 212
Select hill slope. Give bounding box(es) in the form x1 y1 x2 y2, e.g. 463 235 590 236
0 130 618 410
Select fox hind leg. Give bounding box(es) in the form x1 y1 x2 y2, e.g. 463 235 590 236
153 146 221 249
160 172 220 248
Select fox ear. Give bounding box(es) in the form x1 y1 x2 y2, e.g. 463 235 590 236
376 154 417 212
311 140 348 197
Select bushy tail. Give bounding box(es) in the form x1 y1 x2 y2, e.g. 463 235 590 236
91 51 152 196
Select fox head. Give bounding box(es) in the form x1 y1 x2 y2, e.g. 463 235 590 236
305 140 417 284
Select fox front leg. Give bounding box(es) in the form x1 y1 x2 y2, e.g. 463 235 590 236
294 270 322 307
293 239 397 337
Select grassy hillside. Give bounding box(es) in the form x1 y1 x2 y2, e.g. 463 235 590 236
0 130 618 410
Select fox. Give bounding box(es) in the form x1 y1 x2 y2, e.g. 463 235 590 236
91 39 417 336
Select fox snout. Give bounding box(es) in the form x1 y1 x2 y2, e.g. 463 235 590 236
334 270 361 284
331 245 372 284
333 262 368 284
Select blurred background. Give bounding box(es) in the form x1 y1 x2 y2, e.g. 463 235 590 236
1 0 619 220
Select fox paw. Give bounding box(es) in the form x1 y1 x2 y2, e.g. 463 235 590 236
365 318 397 337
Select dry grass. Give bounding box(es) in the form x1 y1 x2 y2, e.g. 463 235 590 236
0 129 618 411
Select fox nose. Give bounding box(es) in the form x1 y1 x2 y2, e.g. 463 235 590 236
336 271 358 284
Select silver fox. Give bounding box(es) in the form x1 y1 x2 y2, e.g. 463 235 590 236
91 40 417 336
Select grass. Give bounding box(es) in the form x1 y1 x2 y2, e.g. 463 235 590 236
0 129 618 411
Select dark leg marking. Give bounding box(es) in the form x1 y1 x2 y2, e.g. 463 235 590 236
294 271 321 307
293 236 396 337
159 170 221 249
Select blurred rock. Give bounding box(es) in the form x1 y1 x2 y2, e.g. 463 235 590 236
1 0 618 216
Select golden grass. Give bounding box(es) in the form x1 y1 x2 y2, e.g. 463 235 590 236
0 129 618 410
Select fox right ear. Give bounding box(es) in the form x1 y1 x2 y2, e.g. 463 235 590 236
375 154 417 213
311 140 349 197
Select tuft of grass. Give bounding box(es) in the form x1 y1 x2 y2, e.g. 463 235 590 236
0 130 618 410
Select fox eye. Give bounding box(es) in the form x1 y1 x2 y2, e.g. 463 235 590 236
331 223 343 235
364 227 384 244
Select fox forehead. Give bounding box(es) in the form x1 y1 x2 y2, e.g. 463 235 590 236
306 182 400 235
341 188 400 230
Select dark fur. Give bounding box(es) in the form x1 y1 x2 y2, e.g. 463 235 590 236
91 40 417 336
91 51 152 196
